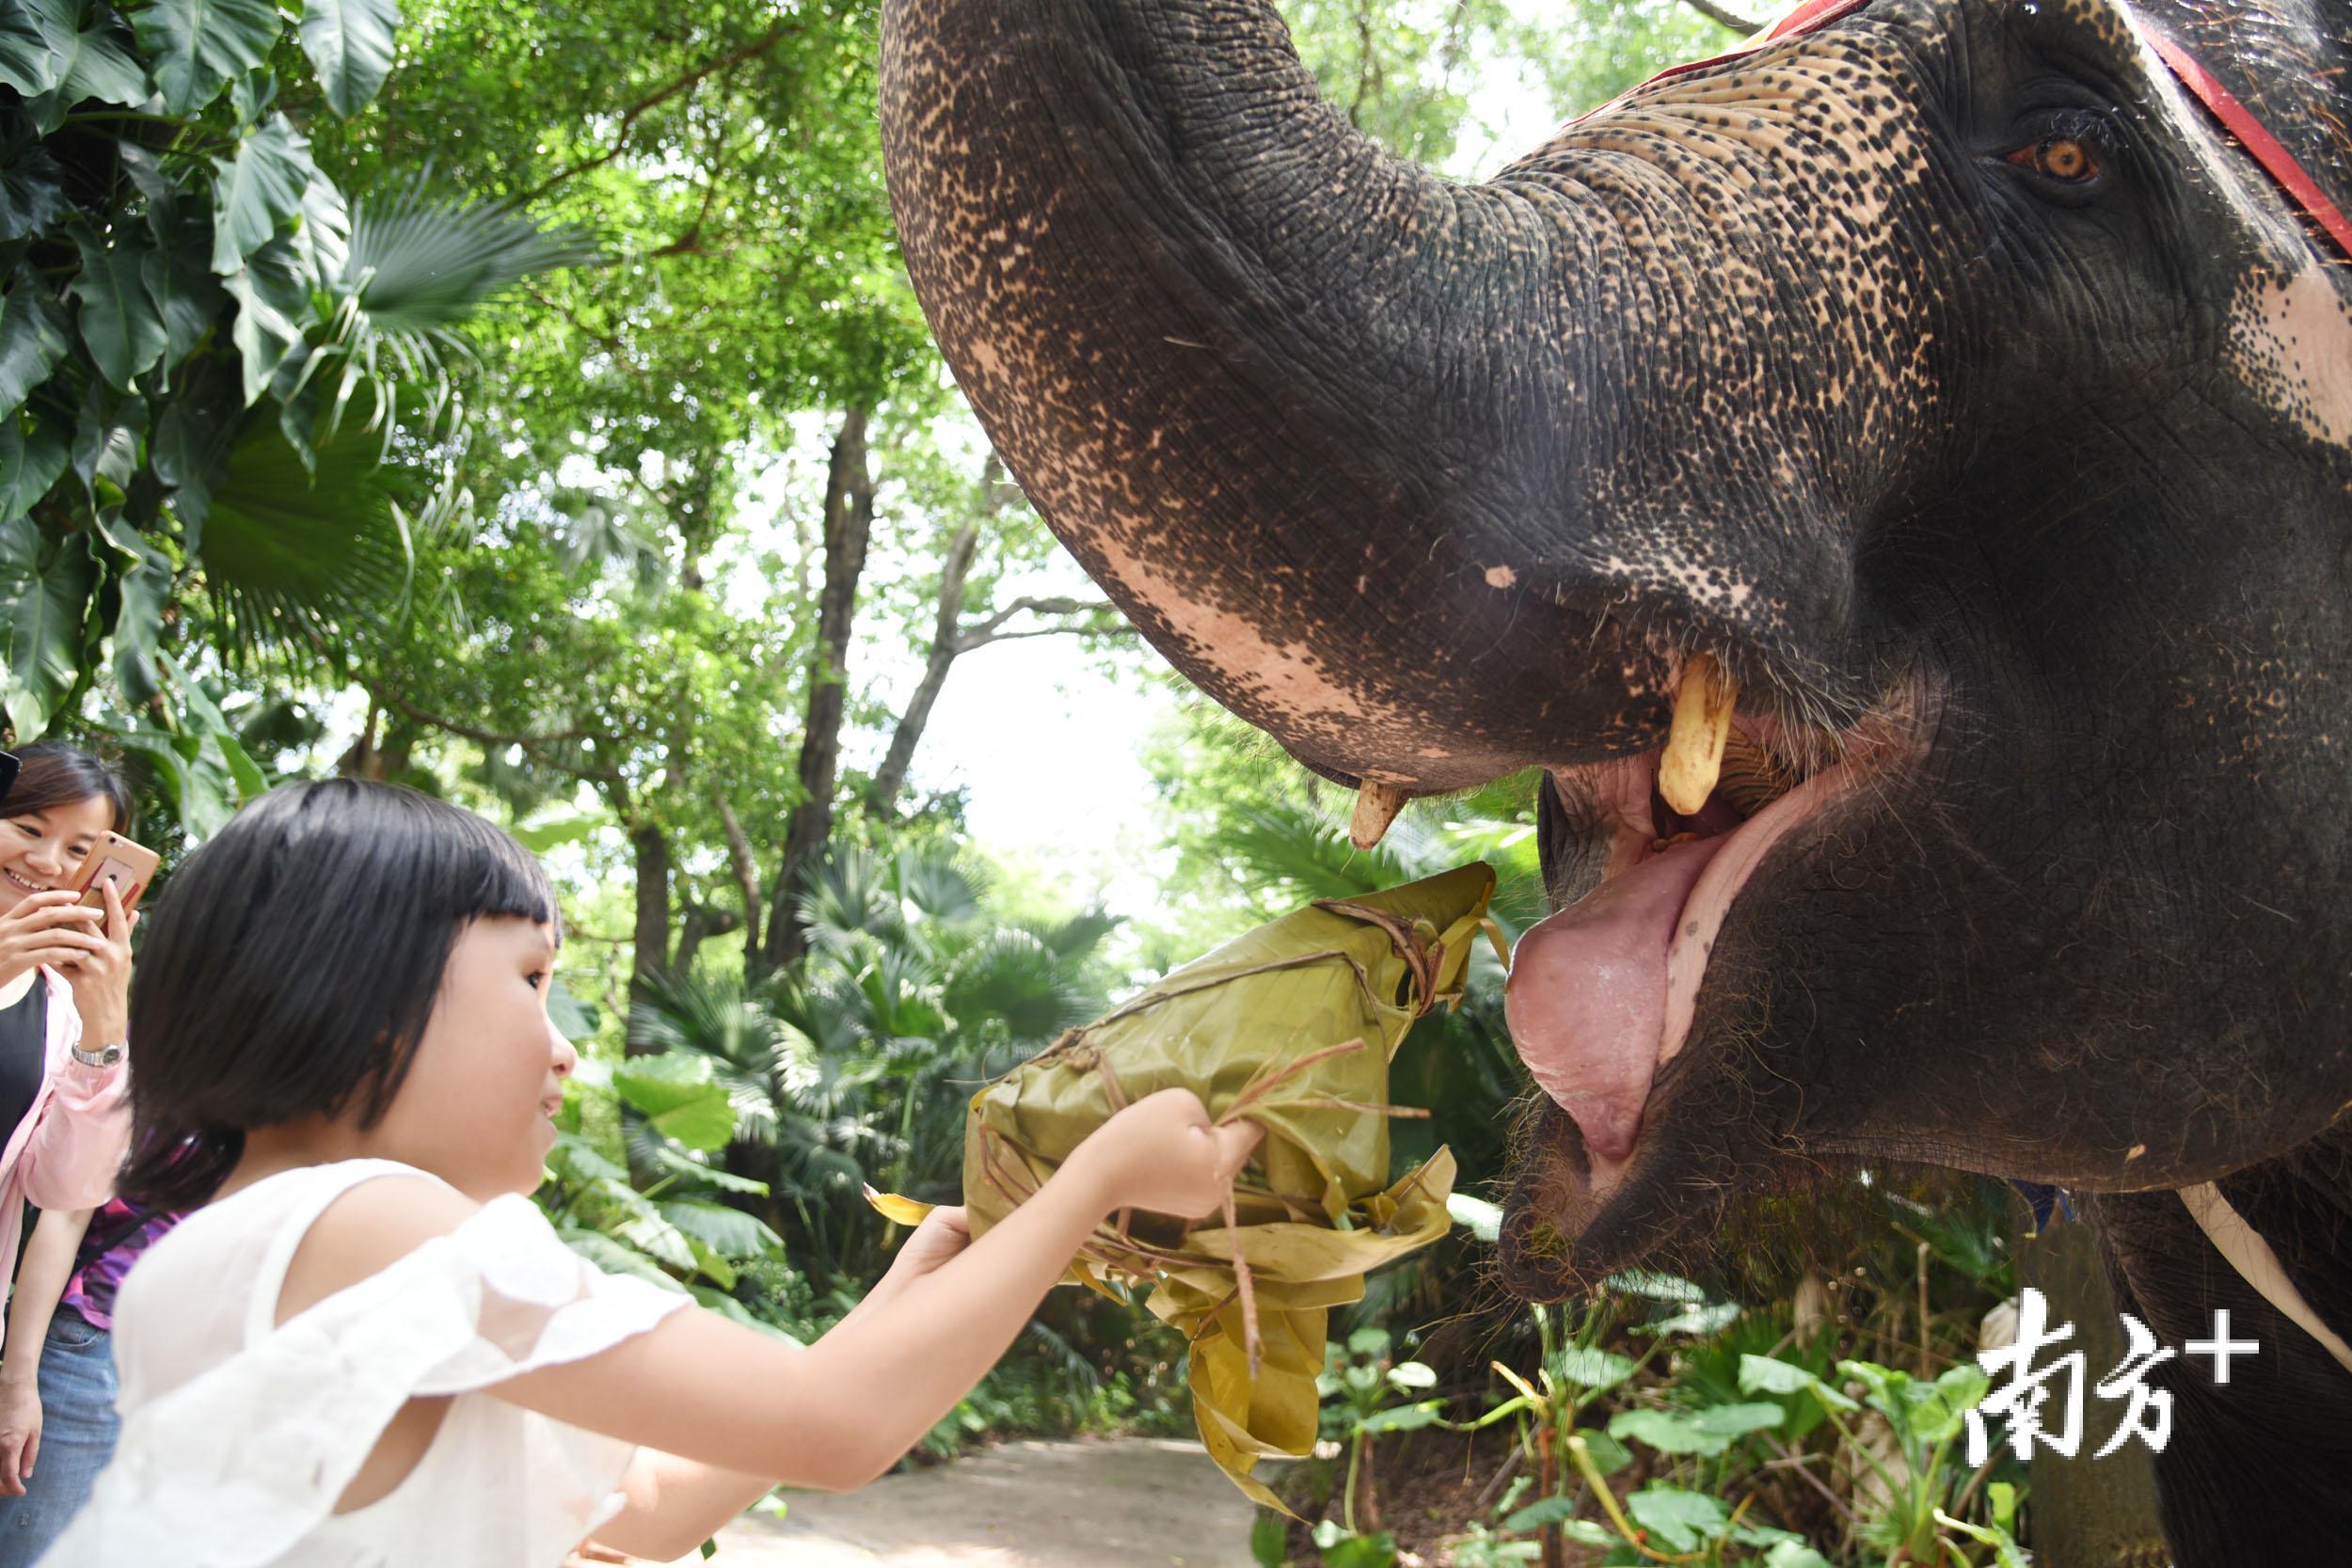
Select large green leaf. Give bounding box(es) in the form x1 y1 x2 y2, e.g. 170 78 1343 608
1739 1354 1861 1413
198 409 414 657
0 0 76 96
554 1225 689 1292
0 416 68 523
644 1142 768 1196
298 0 398 117
108 537 171 705
1551 1344 1635 1391
222 238 309 405
0 280 71 417
1499 1497 1614 1546
210 117 316 275
659 1198 783 1260
546 1130 628 1187
1315 1532 1397 1568
1837 1357 1991 1450
1607 1408 1729 1458
547 974 601 1042
0 131 66 243
150 351 239 530
21 1 147 135
291 174 351 293
1691 1401 1790 1438
0 519 94 739
614 1209 696 1273
102 723 240 838
144 216 227 372
612 1052 739 1151
222 252 308 411
69 381 145 513
1625 1488 1729 1554
69 228 167 390
131 0 278 114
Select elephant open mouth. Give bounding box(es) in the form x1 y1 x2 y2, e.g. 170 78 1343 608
1506 665 1932 1200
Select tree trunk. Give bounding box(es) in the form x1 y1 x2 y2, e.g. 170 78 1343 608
673 904 741 976
338 696 381 778
627 820 674 1053
761 404 876 974
870 521 979 812
714 792 763 971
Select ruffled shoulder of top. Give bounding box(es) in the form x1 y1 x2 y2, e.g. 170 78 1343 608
51 1174 688 1567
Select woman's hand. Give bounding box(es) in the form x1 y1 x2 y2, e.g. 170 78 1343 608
1064 1087 1263 1219
0 890 104 991
59 881 135 1047
0 1373 42 1497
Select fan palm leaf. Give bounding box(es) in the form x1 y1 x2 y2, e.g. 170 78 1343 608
198 408 421 660
944 927 1095 1047
334 172 596 360
306 172 595 444
798 847 898 954
890 845 985 929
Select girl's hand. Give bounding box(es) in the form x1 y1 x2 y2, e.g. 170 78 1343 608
0 890 105 990
1065 1088 1262 1219
59 881 135 1047
0 1375 41 1496
889 1205 972 1282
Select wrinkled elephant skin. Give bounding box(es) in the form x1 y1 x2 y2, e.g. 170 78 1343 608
879 0 2352 1558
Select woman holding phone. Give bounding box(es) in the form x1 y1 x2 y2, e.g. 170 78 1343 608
0 743 138 1561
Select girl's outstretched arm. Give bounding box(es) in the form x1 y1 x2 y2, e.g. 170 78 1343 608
275 1088 1259 1560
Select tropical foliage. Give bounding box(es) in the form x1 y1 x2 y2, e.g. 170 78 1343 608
2 0 587 738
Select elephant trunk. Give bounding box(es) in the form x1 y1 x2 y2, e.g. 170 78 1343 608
881 0 1893 792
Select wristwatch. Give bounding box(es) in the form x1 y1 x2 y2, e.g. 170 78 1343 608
70 1040 124 1068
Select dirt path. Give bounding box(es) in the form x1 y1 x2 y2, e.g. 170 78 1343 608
660 1438 1262 1568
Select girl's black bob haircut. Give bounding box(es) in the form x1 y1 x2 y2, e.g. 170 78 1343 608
121 780 559 1209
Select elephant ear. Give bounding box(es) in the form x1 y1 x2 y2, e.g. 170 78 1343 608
2148 0 2352 248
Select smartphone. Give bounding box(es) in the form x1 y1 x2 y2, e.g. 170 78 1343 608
72 832 160 917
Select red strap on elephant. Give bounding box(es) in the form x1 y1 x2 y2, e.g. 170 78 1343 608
1572 0 2352 267
2135 22 2352 264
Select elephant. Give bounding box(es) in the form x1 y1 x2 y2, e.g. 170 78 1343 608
875 0 2352 1560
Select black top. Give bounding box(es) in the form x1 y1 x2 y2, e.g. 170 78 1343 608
0 976 48 1157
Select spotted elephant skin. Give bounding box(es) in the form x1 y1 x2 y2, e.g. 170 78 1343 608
878 0 2352 1557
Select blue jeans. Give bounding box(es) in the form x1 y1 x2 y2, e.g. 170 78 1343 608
0 1313 117 1566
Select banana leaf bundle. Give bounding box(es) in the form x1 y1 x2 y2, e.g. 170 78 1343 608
882 863 1501 1508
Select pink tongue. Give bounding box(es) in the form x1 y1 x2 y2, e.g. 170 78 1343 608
1505 836 1728 1166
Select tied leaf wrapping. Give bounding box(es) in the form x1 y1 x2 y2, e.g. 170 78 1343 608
935 863 1500 1509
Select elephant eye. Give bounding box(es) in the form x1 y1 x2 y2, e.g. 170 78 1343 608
2005 134 2100 182
1995 108 2119 194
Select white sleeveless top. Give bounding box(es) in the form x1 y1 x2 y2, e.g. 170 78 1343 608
41 1158 688 1567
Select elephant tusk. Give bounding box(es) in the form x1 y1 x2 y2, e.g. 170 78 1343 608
1349 780 1409 849
1660 653 1740 816
2180 1181 2352 1379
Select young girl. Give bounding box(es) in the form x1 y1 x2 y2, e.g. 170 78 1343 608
0 744 137 1551
46 781 1255 1564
